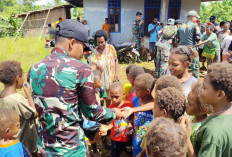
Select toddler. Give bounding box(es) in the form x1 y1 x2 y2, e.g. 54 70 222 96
0 108 30 157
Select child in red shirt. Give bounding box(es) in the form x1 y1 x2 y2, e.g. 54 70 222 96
106 81 133 157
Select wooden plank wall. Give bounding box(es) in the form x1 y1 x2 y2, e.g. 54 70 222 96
21 7 69 38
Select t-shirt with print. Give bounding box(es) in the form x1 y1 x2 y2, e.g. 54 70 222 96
148 24 162 42
0 93 38 153
0 139 30 157
195 115 232 157
182 76 197 97
109 100 133 142
177 21 200 46
132 96 153 157
201 33 220 51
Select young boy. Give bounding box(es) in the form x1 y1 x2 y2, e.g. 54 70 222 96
131 73 154 157
145 117 187 157
124 64 136 100
168 46 198 97
127 65 145 102
0 108 30 157
186 81 213 148
93 70 107 106
138 86 186 157
0 60 38 155
105 81 133 157
181 62 232 157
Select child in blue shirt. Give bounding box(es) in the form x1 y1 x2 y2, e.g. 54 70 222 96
0 108 30 157
130 73 155 157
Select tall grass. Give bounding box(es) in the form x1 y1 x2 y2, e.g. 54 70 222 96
0 37 49 72
0 37 156 92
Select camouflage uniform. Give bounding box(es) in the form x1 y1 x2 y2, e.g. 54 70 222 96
156 26 175 78
190 58 200 79
27 47 116 157
132 20 143 51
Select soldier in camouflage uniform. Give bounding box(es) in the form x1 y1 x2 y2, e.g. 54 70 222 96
27 20 123 157
132 11 143 63
156 19 177 78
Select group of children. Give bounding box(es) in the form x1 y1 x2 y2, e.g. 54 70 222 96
0 44 232 157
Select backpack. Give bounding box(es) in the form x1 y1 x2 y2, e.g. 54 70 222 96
162 25 177 39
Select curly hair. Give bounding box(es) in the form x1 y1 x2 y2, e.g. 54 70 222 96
0 60 23 85
129 66 145 79
190 81 214 114
134 73 155 90
156 87 186 121
93 69 101 79
110 81 124 92
146 117 187 157
94 30 109 41
155 75 182 92
126 64 136 75
170 46 192 62
207 63 232 101
0 108 18 133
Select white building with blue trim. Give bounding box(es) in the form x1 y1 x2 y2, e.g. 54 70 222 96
66 0 218 44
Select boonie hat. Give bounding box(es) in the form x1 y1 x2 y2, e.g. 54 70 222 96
210 16 216 20
187 10 200 18
56 19 89 47
168 18 175 25
136 11 143 16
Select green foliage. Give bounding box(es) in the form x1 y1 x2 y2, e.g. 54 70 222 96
200 0 232 24
0 16 22 37
71 7 84 20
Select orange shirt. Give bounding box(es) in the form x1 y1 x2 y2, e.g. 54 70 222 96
102 23 111 36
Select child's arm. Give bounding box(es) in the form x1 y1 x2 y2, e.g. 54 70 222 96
23 83 38 118
180 116 197 157
121 102 153 119
136 149 146 157
99 124 113 136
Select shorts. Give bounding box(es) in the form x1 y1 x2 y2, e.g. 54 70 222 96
149 42 156 54
82 120 101 141
111 140 132 157
222 54 230 62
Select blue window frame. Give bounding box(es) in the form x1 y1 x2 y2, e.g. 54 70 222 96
108 0 121 33
168 0 182 20
144 0 161 36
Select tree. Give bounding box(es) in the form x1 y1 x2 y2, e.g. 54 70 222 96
200 0 232 24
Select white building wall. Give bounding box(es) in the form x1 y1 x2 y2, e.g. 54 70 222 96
84 0 201 44
84 0 108 37
180 0 201 23
84 0 144 44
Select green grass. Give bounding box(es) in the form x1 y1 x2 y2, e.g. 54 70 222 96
0 37 156 92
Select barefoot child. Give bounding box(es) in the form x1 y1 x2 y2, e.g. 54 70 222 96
0 61 38 155
105 81 133 157
181 62 232 157
0 108 30 156
168 46 198 97
145 117 187 157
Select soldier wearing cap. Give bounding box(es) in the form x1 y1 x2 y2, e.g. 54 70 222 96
27 19 123 156
177 10 200 46
132 11 143 63
177 10 200 78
